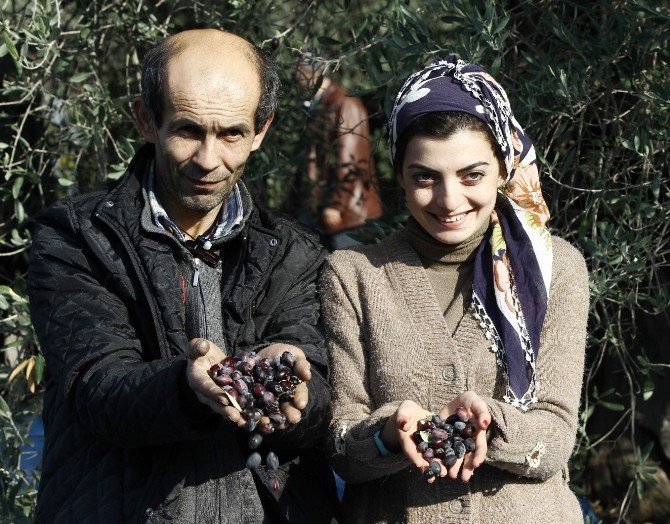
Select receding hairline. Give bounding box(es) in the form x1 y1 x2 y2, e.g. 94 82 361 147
162 29 261 74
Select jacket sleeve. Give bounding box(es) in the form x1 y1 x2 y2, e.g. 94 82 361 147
483 242 589 480
28 200 217 449
253 232 333 460
319 260 411 483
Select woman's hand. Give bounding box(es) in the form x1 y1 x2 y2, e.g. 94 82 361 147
380 400 447 481
439 391 491 482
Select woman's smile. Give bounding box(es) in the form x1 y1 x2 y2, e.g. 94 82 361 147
431 210 472 227
398 129 504 245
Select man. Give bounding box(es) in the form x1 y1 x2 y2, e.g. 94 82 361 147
28 29 338 523
297 58 383 250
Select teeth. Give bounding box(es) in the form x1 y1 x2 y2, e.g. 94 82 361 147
436 213 466 223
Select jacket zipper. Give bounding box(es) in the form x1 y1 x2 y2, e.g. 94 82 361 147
190 256 208 339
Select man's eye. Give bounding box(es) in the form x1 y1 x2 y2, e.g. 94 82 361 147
221 129 243 139
176 126 200 137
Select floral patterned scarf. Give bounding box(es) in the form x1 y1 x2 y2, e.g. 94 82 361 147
388 56 552 410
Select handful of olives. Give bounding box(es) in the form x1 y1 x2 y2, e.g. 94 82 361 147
413 407 477 480
208 350 303 492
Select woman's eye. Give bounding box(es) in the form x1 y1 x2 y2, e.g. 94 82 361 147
462 172 485 183
412 172 436 184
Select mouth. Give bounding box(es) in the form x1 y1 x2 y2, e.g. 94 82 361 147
185 177 226 189
431 211 471 226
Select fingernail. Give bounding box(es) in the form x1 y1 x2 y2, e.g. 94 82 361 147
482 419 489 427
197 340 209 352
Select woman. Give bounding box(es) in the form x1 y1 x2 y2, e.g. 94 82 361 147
320 56 589 523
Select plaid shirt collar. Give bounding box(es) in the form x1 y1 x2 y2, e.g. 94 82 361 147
145 162 244 243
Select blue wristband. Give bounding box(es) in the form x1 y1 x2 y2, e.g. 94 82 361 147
373 429 397 457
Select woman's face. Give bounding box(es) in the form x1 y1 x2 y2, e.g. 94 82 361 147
398 129 505 245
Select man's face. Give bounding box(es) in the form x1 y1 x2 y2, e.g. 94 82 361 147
143 54 269 221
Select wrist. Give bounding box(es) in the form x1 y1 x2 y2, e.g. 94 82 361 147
373 428 399 457
378 417 401 454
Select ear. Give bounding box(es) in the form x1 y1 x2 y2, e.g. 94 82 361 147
250 113 275 151
133 97 157 143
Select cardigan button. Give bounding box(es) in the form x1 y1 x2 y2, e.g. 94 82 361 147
448 499 463 514
269 238 278 247
145 507 154 517
442 364 456 383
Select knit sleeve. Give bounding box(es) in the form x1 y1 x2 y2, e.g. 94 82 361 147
319 259 411 484
483 239 589 480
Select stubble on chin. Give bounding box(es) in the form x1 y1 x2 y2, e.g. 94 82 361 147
157 165 244 214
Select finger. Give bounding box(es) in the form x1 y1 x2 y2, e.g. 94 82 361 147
438 407 451 421
400 432 429 470
460 451 476 482
448 457 464 480
394 403 415 432
187 338 210 359
292 382 309 410
293 356 312 381
196 392 238 422
223 406 246 427
396 416 412 432
395 401 430 432
469 398 491 430
280 402 302 425
472 431 488 468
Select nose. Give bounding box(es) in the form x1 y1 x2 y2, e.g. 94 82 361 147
436 177 463 211
191 136 221 173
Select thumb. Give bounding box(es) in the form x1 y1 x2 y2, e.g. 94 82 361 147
187 338 210 359
396 401 421 432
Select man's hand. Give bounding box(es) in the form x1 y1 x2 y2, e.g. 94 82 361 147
256 343 311 426
186 338 246 427
439 391 491 482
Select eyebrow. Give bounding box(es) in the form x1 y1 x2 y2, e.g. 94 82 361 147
170 119 252 134
456 161 489 173
407 161 490 173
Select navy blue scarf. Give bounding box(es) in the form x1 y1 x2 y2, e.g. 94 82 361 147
389 56 553 409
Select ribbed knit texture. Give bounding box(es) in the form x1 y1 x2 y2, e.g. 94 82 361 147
320 229 589 524
405 218 488 334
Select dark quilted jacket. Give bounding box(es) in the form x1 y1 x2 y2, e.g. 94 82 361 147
27 145 338 523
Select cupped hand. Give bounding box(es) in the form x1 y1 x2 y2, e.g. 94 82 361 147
186 338 246 427
256 343 311 426
439 391 491 482
379 400 447 482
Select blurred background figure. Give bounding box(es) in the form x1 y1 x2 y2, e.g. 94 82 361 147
296 55 383 251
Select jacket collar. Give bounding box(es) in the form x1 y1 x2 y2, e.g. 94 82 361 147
94 143 287 328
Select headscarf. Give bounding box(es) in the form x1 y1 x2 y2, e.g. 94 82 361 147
388 56 552 410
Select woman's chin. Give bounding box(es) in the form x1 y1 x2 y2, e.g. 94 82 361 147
421 214 475 245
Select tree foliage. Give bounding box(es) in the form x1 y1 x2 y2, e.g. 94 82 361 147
1 0 669 521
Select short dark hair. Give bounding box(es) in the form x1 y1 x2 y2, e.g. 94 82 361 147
393 111 503 172
140 35 280 134
247 45 280 133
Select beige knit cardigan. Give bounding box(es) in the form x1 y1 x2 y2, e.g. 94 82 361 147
319 229 589 524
